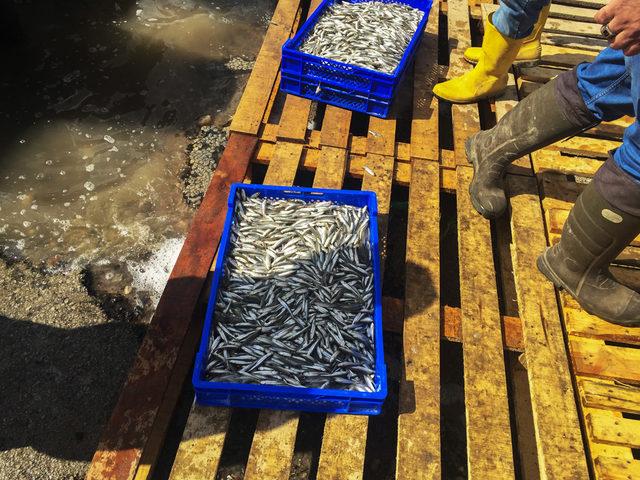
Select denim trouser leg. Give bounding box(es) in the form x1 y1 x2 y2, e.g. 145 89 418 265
576 48 640 182
492 0 551 39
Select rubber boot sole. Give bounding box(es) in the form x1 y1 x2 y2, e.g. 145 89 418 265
433 90 505 104
465 137 499 220
536 249 635 326
464 56 541 68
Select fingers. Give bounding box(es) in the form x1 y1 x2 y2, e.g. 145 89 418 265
624 43 640 56
609 29 629 50
594 5 614 25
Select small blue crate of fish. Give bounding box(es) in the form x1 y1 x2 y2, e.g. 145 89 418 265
281 0 432 118
192 183 387 415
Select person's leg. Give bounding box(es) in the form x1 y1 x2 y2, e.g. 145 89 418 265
432 0 550 103
464 4 550 66
537 50 640 326
465 68 598 219
492 0 550 39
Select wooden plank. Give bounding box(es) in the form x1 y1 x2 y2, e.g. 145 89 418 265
540 31 608 51
554 0 606 8
313 109 369 480
167 406 231 480
518 65 564 83
244 410 299 480
532 149 603 176
87 133 258 480
320 106 352 149
550 3 600 22
410 0 440 161
276 95 311 142
498 73 533 175
595 456 640 480
134 305 207 480
508 174 590 479
243 108 311 478
565 308 640 345
509 357 542 480
545 18 602 38
571 338 640 383
367 117 396 157
317 415 368 480
314 146 348 189
230 0 303 135
456 167 515 478
438 304 525 352
274 0 323 142
255 147 413 186
587 413 640 449
397 159 441 479
580 378 640 414
262 142 304 185
449 0 480 166
540 44 596 67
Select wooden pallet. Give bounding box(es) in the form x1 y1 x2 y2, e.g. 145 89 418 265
86 0 638 478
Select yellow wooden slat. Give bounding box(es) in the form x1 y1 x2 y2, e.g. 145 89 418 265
320 106 352 149
167 406 230 480
565 308 640 345
588 412 640 449
276 95 312 142
396 159 441 479
571 338 640 383
456 167 515 478
580 378 640 414
595 456 640 480
230 0 303 135
262 142 304 186
314 146 348 189
244 410 300 480
274 0 323 142
410 0 440 162
448 0 480 166
315 120 397 479
508 175 590 478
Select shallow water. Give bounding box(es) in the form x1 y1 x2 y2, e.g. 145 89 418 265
0 0 274 298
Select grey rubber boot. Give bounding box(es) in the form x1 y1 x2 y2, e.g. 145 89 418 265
465 73 598 219
537 178 640 326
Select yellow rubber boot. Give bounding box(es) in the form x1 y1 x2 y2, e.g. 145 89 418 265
464 5 550 67
433 18 523 104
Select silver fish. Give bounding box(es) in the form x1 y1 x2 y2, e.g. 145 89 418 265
204 192 377 392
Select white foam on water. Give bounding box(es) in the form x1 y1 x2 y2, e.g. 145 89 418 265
128 236 185 308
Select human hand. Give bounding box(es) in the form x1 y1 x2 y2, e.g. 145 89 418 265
594 0 640 56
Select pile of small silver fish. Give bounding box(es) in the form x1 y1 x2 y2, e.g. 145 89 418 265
205 190 377 392
299 1 423 74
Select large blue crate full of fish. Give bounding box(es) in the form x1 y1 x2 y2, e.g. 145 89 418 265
281 0 432 118
192 184 387 415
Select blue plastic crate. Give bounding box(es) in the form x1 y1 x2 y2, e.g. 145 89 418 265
192 184 387 415
281 0 433 118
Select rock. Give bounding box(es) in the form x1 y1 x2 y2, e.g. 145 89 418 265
197 114 213 127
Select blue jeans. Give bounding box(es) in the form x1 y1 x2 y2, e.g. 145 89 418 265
577 50 640 182
492 1 640 183
493 0 551 39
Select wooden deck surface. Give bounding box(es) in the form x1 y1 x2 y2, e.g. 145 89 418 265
87 0 640 479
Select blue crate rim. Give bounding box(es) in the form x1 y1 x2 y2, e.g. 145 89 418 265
282 0 433 78
281 73 395 104
193 183 387 407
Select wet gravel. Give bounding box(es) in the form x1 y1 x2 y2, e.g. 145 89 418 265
0 258 144 480
182 124 228 207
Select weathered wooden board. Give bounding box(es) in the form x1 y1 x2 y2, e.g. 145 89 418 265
397 159 441 480
456 167 515 478
87 133 258 480
230 0 303 135
508 175 590 479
